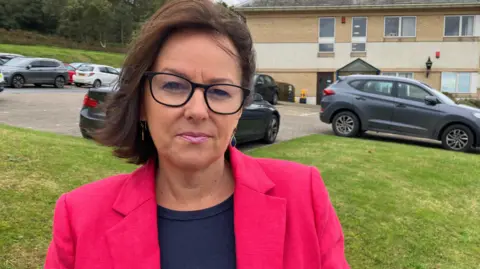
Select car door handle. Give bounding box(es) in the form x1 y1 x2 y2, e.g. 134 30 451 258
356 97 366 101
396 103 407 108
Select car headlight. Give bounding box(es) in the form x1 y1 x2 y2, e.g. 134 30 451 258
474 113 480 119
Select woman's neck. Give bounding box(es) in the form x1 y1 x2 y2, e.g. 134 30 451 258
155 156 235 211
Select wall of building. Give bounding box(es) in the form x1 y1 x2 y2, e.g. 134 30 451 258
254 42 479 71
246 10 480 43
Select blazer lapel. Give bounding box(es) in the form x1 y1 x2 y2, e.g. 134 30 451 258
229 147 287 269
106 159 161 269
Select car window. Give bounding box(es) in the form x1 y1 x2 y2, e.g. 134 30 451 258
78 66 94 72
264 76 273 85
256 76 265 85
98 67 108 73
396 82 431 102
30 61 44 68
50 61 60 68
65 65 75 71
42 61 59 68
348 80 364 89
107 67 119 74
355 80 394 96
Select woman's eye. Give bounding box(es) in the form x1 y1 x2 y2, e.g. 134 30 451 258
162 81 185 90
208 88 231 98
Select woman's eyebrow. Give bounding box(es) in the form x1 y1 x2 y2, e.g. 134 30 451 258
159 68 234 84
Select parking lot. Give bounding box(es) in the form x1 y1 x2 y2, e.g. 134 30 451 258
0 86 332 143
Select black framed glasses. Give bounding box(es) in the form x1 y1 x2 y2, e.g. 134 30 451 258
144 72 250 115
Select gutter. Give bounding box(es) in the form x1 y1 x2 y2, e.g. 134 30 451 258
236 3 480 12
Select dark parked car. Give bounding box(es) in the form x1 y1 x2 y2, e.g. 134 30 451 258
320 75 480 152
253 74 280 105
0 57 69 88
79 87 280 145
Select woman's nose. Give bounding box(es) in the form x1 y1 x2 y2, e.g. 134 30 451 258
183 88 209 120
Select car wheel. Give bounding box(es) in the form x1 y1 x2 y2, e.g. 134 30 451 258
441 124 474 152
263 114 279 144
34 83 42 87
271 93 279 105
332 111 360 137
93 80 101 88
54 76 65 88
11 75 25 89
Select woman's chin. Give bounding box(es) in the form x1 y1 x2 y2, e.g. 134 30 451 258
169 147 223 170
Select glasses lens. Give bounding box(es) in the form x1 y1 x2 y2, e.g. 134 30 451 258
150 74 192 105
206 85 244 114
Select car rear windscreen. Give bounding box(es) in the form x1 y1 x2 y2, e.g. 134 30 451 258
78 66 94 72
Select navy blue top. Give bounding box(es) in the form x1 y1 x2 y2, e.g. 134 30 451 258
157 195 236 269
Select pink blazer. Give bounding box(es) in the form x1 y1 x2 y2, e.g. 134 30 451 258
45 146 350 269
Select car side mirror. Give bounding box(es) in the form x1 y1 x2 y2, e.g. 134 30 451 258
26 65 31 70
253 93 264 102
425 95 439 106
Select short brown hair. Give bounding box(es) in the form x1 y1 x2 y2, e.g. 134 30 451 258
94 0 256 165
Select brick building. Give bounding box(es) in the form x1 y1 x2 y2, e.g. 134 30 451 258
237 0 480 104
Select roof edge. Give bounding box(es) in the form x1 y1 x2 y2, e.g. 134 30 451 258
236 3 480 12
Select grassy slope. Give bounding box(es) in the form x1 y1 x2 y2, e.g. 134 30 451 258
1 124 479 269
0 44 125 67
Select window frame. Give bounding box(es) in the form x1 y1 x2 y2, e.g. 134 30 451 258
352 16 368 52
384 16 417 38
441 72 472 93
394 81 433 103
444 15 475 37
318 17 336 53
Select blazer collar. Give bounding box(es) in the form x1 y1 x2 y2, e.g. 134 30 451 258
112 158 156 216
108 147 286 269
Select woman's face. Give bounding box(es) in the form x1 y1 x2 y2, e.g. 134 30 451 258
143 30 243 170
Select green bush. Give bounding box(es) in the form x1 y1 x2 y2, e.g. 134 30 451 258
458 99 480 108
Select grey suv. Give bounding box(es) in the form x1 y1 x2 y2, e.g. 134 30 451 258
320 75 480 152
0 57 68 88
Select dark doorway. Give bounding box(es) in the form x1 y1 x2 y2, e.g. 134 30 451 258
316 72 334 105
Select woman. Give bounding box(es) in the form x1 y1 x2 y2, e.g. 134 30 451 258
45 0 350 268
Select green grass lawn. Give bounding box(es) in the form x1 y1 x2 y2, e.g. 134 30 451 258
0 44 125 67
1 124 479 269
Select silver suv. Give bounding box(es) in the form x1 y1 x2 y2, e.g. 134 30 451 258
320 75 480 152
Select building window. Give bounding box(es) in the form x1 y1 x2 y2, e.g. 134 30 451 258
382 72 414 79
352 17 367 52
384 16 416 37
319 17 335 52
441 72 471 93
444 16 474 37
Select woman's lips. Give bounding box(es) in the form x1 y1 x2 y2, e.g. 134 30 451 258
178 132 211 144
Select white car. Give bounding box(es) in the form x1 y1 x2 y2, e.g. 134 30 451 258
73 64 119 88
